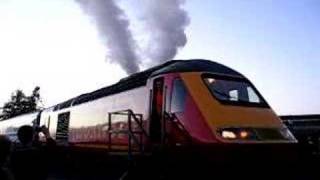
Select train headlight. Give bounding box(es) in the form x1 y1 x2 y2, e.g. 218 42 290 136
279 128 296 141
239 130 249 139
221 130 237 139
219 127 296 141
219 128 257 140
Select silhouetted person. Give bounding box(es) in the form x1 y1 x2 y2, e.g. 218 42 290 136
0 135 14 180
11 125 55 180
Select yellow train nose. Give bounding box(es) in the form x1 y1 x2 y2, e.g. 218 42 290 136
180 72 296 143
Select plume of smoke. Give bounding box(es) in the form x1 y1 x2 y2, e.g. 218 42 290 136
143 0 190 64
75 0 140 74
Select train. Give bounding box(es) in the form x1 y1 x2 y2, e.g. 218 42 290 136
0 59 297 159
281 115 320 154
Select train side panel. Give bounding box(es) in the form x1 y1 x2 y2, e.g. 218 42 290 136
40 86 150 148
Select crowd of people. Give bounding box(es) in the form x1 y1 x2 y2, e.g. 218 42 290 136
0 125 56 180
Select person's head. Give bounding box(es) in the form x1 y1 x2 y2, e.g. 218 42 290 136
17 125 34 145
0 135 11 166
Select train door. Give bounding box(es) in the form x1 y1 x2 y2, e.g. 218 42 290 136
150 77 164 143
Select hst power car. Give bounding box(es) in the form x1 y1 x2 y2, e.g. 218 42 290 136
0 59 297 155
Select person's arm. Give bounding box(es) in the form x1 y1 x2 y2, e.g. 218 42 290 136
41 126 56 146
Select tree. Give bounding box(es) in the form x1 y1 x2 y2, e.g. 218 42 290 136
0 87 42 121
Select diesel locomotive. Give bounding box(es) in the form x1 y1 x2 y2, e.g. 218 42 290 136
0 59 297 156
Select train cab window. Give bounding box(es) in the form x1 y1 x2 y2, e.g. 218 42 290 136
171 79 187 113
203 74 268 107
247 87 260 103
229 90 238 101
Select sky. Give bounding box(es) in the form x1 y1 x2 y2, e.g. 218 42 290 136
0 0 319 115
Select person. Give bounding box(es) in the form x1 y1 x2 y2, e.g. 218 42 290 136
0 135 14 180
10 125 55 180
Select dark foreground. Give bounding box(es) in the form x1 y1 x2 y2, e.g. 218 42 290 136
45 147 320 180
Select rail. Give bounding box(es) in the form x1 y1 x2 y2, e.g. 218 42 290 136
108 109 149 160
107 110 192 161
163 112 193 144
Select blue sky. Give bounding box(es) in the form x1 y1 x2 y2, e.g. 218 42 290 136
0 0 319 115
177 0 320 114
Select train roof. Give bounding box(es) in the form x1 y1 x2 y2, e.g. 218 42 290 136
53 59 243 111
150 59 243 77
0 112 39 123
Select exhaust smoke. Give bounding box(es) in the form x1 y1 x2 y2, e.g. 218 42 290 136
76 0 140 74
142 0 190 64
76 0 190 74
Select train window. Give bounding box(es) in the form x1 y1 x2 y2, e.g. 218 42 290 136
247 87 260 103
203 75 268 107
171 79 187 113
56 112 70 144
229 90 239 101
